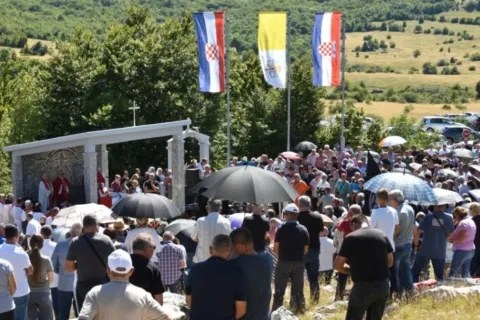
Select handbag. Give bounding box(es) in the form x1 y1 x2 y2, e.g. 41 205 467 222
82 235 110 282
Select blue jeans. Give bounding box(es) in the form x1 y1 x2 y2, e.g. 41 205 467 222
13 294 29 320
411 255 445 283
304 250 320 302
50 288 59 320
394 243 413 295
57 290 77 320
165 279 181 294
449 249 475 278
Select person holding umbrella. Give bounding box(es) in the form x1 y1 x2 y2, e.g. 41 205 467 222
192 199 231 264
124 218 163 263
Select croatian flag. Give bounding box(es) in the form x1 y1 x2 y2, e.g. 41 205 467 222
312 12 342 87
194 12 225 93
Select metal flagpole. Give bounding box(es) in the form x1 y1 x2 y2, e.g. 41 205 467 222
340 13 346 150
286 10 292 152
225 15 231 167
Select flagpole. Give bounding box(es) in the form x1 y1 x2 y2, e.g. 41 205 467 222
226 15 231 167
286 10 292 152
340 13 346 150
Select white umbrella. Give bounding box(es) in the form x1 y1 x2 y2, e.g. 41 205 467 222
433 188 463 205
53 204 115 227
378 136 407 148
409 163 422 171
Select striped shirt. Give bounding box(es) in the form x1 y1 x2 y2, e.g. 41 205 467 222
192 212 231 263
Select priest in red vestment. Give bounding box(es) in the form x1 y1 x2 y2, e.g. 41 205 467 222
54 169 71 207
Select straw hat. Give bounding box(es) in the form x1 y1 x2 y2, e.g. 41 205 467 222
113 218 129 231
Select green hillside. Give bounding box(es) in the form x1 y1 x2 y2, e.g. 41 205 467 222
0 0 459 56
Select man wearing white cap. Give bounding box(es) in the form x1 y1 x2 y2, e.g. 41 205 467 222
272 203 309 314
79 249 182 320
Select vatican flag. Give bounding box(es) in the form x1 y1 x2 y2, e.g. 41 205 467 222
258 12 287 88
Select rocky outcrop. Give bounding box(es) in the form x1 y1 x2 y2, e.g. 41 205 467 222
422 285 480 299
271 307 299 320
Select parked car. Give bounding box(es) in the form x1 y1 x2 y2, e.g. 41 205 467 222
467 116 480 131
421 116 466 132
442 126 480 144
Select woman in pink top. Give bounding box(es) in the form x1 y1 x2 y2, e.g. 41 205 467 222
448 207 477 278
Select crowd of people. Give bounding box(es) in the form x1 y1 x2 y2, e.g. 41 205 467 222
1 140 480 320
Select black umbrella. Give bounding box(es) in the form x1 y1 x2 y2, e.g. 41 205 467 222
294 141 317 152
111 193 181 219
164 219 196 238
193 166 298 203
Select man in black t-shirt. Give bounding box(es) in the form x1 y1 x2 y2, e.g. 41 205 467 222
297 196 324 304
241 204 269 252
273 204 309 314
335 214 393 320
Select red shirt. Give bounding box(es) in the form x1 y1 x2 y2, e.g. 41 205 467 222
337 217 353 236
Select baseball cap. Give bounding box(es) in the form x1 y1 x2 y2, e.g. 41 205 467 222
283 203 299 214
108 249 133 274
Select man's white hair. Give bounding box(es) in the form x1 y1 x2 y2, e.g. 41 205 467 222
389 189 405 204
298 196 311 209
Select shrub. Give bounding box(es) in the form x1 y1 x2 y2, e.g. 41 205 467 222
404 104 414 113
448 47 451 52
434 28 443 35
442 27 449 35
451 17 459 23
364 55 369 59
455 104 467 111
450 66 461 75
456 61 462 66
356 51 359 58
419 17 424 24
439 47 444 52
414 25 423 34
437 59 449 67
439 16 447 23
423 29 431 34
470 53 480 61
448 39 454 44
441 67 451 75
423 63 438 75
386 35 392 40
469 66 476 71
413 49 421 58
408 67 419 74
442 104 451 110
476 81 480 99
450 57 457 64
464 53 470 58
389 42 396 49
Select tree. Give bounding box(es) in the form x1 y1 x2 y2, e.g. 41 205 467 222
442 27 449 35
465 0 477 12
413 49 421 58
419 17 425 24
414 25 423 34
380 22 387 31
423 62 438 74
476 81 480 99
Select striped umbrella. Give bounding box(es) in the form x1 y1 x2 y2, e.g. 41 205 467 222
364 172 438 205
378 136 407 148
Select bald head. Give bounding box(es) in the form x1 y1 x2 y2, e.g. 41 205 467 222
163 231 174 241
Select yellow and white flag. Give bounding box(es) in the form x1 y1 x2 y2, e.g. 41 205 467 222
258 12 287 88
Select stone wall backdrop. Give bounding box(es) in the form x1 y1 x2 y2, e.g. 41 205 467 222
22 146 86 205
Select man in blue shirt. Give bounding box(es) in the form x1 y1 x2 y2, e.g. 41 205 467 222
229 228 273 320
186 234 247 320
412 205 454 282
0 224 5 245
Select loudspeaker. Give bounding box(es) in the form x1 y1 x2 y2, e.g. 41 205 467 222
186 168 201 188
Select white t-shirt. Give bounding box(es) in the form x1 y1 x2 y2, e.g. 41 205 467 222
0 243 31 297
370 206 399 251
319 237 336 271
33 212 45 222
40 239 58 288
124 227 163 263
26 219 42 237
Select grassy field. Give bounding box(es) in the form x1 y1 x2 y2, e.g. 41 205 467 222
345 12 480 89
355 101 480 121
0 38 56 60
